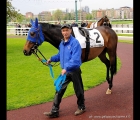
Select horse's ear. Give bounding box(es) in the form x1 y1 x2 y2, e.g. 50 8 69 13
30 19 33 25
35 18 38 28
109 23 112 28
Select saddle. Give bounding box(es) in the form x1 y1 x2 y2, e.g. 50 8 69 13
72 27 104 62
79 27 91 62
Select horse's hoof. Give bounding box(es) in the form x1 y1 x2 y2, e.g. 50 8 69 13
106 88 111 94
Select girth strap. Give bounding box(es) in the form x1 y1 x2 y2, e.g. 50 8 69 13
80 28 90 62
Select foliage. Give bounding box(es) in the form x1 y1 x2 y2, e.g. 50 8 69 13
86 13 92 20
7 0 22 21
53 9 63 21
91 10 97 20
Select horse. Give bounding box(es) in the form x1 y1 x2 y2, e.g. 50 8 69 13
86 15 112 28
23 18 118 94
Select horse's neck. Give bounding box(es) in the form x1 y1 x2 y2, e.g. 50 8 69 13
41 24 62 49
97 20 104 26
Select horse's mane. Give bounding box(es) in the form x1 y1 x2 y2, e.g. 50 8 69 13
38 22 61 29
37 22 62 49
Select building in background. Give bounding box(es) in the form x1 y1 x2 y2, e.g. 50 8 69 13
25 12 34 19
38 11 51 21
22 6 133 23
82 6 90 13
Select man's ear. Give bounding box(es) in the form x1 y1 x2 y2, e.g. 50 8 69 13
69 29 72 33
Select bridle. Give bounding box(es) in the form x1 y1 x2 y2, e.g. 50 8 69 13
103 16 110 26
98 16 110 26
27 25 60 67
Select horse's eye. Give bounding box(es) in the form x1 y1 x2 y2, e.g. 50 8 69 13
30 32 35 36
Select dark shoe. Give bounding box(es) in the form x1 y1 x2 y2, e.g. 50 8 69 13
43 111 59 118
74 108 85 116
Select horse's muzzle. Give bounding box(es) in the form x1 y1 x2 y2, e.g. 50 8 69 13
23 50 32 56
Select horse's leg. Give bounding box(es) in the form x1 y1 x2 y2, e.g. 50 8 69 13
106 51 117 94
98 48 111 94
98 48 110 82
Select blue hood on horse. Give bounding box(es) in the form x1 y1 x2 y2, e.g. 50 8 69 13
26 18 45 45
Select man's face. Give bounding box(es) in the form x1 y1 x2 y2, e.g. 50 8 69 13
61 27 71 39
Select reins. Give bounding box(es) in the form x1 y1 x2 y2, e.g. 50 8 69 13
98 16 108 26
32 46 59 67
30 32 60 79
31 27 60 67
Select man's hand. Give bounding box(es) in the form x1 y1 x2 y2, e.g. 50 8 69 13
38 58 42 61
46 59 51 65
61 69 66 75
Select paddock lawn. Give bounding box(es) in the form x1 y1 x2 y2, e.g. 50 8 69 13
7 38 122 110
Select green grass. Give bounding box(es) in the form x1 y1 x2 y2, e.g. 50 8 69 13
7 37 132 111
117 34 133 37
111 20 133 24
118 40 133 44
86 20 133 24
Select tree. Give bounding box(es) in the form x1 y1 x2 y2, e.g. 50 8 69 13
91 10 97 20
7 0 22 21
86 13 92 20
52 9 63 21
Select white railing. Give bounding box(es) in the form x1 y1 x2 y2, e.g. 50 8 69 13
112 28 133 30
7 27 133 35
7 28 30 35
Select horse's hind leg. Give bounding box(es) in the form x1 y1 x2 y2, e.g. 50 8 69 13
106 52 117 94
98 49 110 82
98 49 111 94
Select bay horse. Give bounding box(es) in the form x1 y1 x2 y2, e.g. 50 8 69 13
23 18 118 94
87 15 112 28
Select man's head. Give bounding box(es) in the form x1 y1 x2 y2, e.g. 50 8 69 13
72 21 75 24
61 24 72 41
61 24 71 29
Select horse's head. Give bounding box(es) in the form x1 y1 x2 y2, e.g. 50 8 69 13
98 15 112 28
23 18 45 56
102 15 112 28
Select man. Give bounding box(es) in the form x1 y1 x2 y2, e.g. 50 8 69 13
44 24 86 118
71 21 78 27
85 20 89 27
17 24 21 35
81 20 86 27
63 21 66 24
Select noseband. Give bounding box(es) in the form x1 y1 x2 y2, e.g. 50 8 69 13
26 24 60 67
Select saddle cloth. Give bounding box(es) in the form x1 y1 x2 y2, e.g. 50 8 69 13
72 27 104 48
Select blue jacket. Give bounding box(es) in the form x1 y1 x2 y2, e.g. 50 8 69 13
50 35 82 72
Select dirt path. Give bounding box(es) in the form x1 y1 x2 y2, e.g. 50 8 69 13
7 42 133 120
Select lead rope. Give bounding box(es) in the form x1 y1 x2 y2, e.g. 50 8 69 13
33 49 67 92
32 32 60 79
32 33 54 79
36 32 60 67
33 48 54 79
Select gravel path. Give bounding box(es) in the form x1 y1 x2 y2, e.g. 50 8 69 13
7 42 133 120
